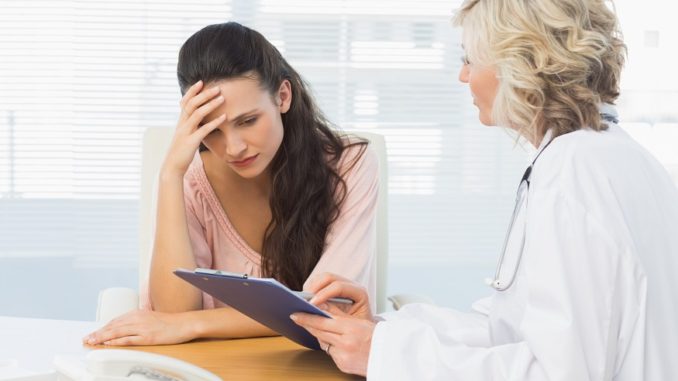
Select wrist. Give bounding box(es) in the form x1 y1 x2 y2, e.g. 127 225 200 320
178 310 204 340
159 166 186 183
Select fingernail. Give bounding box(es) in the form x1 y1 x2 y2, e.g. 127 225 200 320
309 297 317 304
289 314 298 321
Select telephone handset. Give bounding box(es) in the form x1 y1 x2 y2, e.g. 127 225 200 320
54 349 221 381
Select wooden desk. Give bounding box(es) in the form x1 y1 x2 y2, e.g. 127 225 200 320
0 316 358 381
126 336 363 381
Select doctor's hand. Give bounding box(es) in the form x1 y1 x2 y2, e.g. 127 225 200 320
291 308 376 377
82 309 197 346
304 272 374 322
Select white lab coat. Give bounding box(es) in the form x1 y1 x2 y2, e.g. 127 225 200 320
368 119 678 380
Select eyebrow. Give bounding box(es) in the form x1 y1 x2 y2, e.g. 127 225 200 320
199 108 260 127
228 109 260 123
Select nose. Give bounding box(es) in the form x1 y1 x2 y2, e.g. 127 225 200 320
225 130 247 158
458 63 469 83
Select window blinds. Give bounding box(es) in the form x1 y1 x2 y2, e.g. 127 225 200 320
0 0 530 268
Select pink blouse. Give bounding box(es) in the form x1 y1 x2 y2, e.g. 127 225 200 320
147 140 378 312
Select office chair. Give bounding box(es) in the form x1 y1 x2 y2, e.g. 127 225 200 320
96 127 431 323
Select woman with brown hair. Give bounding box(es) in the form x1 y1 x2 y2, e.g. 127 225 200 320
84 21 378 345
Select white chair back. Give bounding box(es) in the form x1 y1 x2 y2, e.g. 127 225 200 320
138 128 174 289
348 131 389 313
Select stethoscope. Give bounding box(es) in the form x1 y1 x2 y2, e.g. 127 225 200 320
486 113 619 291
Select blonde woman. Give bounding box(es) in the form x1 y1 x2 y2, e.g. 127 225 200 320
292 0 678 379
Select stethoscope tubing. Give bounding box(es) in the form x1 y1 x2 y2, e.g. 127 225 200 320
488 114 618 292
487 138 553 291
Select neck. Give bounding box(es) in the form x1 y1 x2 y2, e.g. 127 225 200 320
232 170 272 197
202 151 273 198
506 124 544 148
529 131 545 149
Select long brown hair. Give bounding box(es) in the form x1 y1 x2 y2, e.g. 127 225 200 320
177 22 367 290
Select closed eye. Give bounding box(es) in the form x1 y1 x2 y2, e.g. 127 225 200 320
239 116 257 126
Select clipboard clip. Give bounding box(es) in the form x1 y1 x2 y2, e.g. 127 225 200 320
195 268 248 279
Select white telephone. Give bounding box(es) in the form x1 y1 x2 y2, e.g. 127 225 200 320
53 349 221 381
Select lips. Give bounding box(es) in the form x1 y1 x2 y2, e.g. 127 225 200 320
230 154 259 168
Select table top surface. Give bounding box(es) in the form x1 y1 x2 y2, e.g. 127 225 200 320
0 316 362 381
128 335 362 380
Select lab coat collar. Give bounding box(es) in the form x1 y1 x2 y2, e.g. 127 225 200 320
533 103 618 161
599 103 619 124
533 128 554 162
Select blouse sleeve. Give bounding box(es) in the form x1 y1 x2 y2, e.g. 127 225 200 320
183 172 213 270
142 168 215 310
182 169 218 309
304 143 379 312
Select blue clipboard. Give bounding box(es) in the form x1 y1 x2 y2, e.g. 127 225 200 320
174 268 329 350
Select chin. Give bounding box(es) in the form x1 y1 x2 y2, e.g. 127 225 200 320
234 167 265 179
478 113 494 126
231 160 271 180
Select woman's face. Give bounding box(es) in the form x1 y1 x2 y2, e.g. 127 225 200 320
200 77 291 179
458 51 499 126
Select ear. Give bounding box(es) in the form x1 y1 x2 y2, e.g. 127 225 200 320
276 79 292 114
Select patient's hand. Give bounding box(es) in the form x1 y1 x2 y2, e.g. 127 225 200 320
83 309 197 346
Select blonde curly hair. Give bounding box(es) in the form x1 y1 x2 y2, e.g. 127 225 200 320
453 0 626 142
